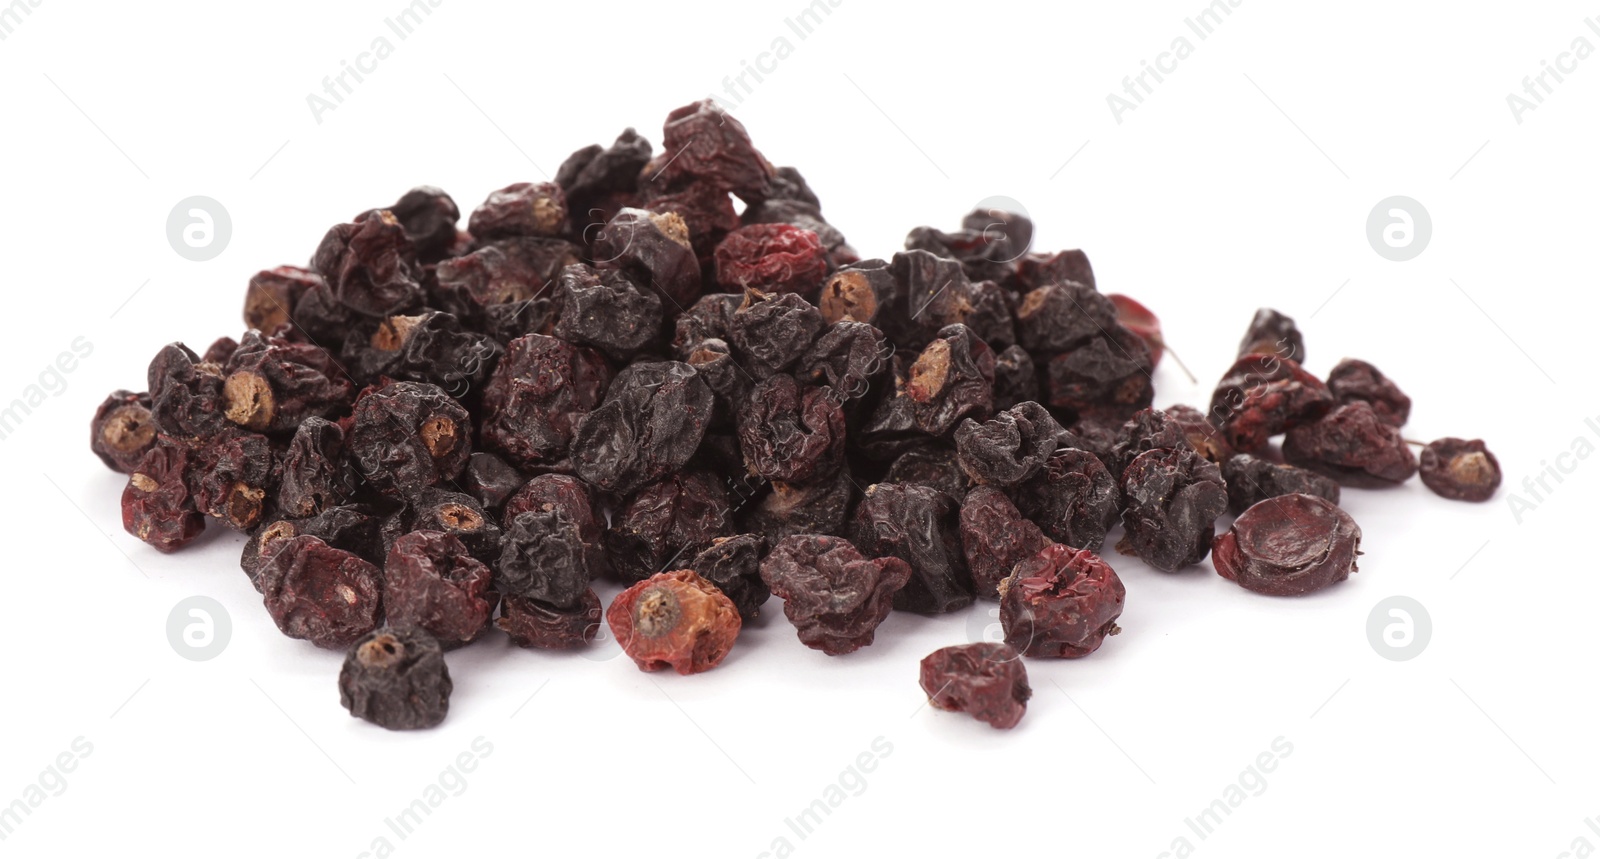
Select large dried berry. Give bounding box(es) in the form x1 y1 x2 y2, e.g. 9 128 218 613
384 531 495 648
714 224 830 298
606 569 742 674
729 289 825 378
1326 358 1411 428
276 417 353 518
1208 354 1334 453
1419 437 1501 502
999 544 1125 658
388 186 460 262
850 483 973 614
605 470 733 582
642 180 742 263
736 375 846 484
1045 330 1154 422
469 182 567 240
339 626 451 730
552 264 663 360
1222 453 1341 515
148 343 227 438
122 441 205 552
884 445 970 503
347 381 472 499
312 209 423 317
556 128 652 230
258 535 384 649
959 487 1051 599
759 534 912 655
572 361 714 496
497 591 603 650
91 390 157 473
954 401 1063 488
1213 494 1361 596
919 643 1031 730
672 293 743 357
221 331 354 434
656 100 774 204
480 334 611 470
688 534 770 621
1283 402 1417 488
1118 448 1228 572
343 311 500 393
592 208 701 309
887 251 973 349
1010 448 1119 552
496 509 595 609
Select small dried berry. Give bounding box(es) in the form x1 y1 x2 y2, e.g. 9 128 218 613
469 182 567 240
593 207 702 309
1222 453 1341 515
759 534 912 655
1213 494 1361 596
656 100 775 204
883 445 971 503
190 428 278 531
606 569 742 674
1118 448 1228 572
497 591 603 649
276 417 353 518
954 401 1063 488
409 490 502 564
959 487 1051 599
1015 281 1117 354
258 535 384 649
1010 448 1119 552
738 469 857 541
991 344 1039 412
339 626 451 730
347 380 472 500
999 544 1125 658
388 186 460 262
850 483 973 614
1208 354 1334 453
122 441 205 552
1419 438 1501 502
460 452 524 512
384 530 495 648
1237 307 1304 363
90 390 157 473
714 224 830 298
148 343 227 439
688 534 770 620
312 209 423 318
919 643 1031 730
244 266 320 334
479 333 612 471
1283 402 1417 488
1045 330 1154 422
905 324 995 437
221 331 354 434
1326 358 1411 428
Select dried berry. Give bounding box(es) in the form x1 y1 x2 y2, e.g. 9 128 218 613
1118 448 1228 572
1222 453 1341 515
656 100 774 204
850 483 973 614
1208 354 1334 453
905 324 995 436
738 469 857 541
148 343 227 439
1213 494 1361 596
1015 281 1117 354
496 508 595 609
1010 448 1119 552
884 445 971 503
1419 437 1501 502
244 266 320 334
552 264 663 360
480 333 611 471
384 530 495 648
1163 404 1235 465
729 289 825 378
221 331 354 434
502 474 607 574
991 344 1039 412
556 128 652 232
1283 402 1417 488
388 186 460 262
919 643 1031 730
460 452 524 512
242 504 386 591
410 490 502 563
122 441 205 552
339 626 451 730
819 258 896 332
190 428 278 531
736 375 846 484
497 591 602 649
999 544 1125 658
1326 358 1411 428
954 401 1063 488
347 380 472 500
572 361 714 496
1106 294 1168 369
1238 307 1304 363
1015 249 1095 291
469 182 567 240
343 310 501 393
606 569 742 674
312 209 423 318
431 238 575 328
959 487 1051 599
887 251 973 349
276 417 353 518
688 534 770 620
592 208 701 309
714 224 830 298
605 470 733 582
759 534 912 655
91 390 157 473
258 535 383 649
1045 330 1154 422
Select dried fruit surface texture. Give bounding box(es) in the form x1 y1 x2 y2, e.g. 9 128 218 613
1213 494 1361 596
759 535 912 655
606 570 742 674
919 643 1031 729
1419 438 1501 502
999 545 1125 658
339 626 452 730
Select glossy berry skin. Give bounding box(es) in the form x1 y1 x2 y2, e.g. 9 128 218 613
959 487 1051 599
919 643 1031 730
257 535 384 649
91 390 157 473
850 483 973 614
593 208 702 309
1222 453 1340 515
388 186 460 262
497 591 603 649
384 531 495 648
1283 402 1417 488
469 182 568 240
714 224 830 298
552 264 663 361
122 441 205 552
606 570 742 674
339 626 452 730
1419 438 1501 502
572 361 714 496
1119 448 1228 572
1208 355 1334 454
479 334 612 471
759 534 913 656
347 381 472 500
998 544 1125 658
1213 494 1361 596
1326 358 1411 428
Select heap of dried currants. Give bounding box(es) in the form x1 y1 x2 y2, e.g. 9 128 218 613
91 101 1500 732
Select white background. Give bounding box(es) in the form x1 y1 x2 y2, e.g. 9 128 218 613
1 1 1596 856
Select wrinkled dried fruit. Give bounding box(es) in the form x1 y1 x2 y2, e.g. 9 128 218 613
1326 358 1411 428
1118 448 1228 572
759 534 912 655
258 535 384 649
1419 437 1501 502
339 626 451 730
91 390 157 473
919 643 1031 730
1222 453 1341 515
384 530 495 648
1213 494 1361 596
122 441 205 552
999 544 1124 658
850 483 973 614
1208 354 1333 453
959 487 1051 599
688 534 770 620
1283 402 1417 488
498 590 602 650
606 569 742 674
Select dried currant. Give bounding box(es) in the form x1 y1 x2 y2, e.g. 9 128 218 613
714 224 830 298
388 186 460 263
1419 438 1501 502
552 264 663 361
469 182 567 240
606 569 742 674
347 380 472 499
918 643 1031 730
954 401 1063 488
479 333 611 471
592 208 701 309
148 342 227 439
497 591 603 649
244 266 320 334
91 390 157 473
959 487 1051 599
312 209 423 318
1326 358 1411 428
999 544 1125 658
276 417 352 518
384 530 495 648
736 375 846 484
1118 448 1228 572
257 535 383 649
1282 402 1418 488
221 331 354 434
759 534 912 655
1238 307 1304 363
728 289 825 378
339 625 451 730
850 483 973 614
1010 448 1119 552
190 428 278 531
496 508 595 609
656 100 774 204
738 469 857 541
1213 494 1361 596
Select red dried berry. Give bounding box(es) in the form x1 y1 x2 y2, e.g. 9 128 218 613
1419 438 1501 502
1326 358 1412 428
122 440 205 553
469 182 568 240
257 535 384 649
1213 494 1361 596
1283 402 1417 488
497 590 603 650
606 569 742 674
714 224 830 298
384 530 495 648
959 487 1051 599
919 643 1031 730
1208 354 1334 453
998 544 1125 658
91 390 157 474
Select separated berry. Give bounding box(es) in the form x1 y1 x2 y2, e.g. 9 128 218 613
954 401 1063 488
1419 438 1501 502
339 626 452 730
469 182 568 240
919 643 1031 730
347 380 472 500
1237 307 1304 363
1213 494 1361 596
999 544 1124 658
606 569 742 674
1283 402 1418 488
759 534 912 655
257 535 384 649
1326 358 1411 428
688 534 769 621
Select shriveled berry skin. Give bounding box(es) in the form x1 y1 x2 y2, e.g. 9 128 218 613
1109 407 1193 478
919 643 1031 729
497 591 602 649
431 238 576 330
759 534 913 655
1208 355 1334 453
593 208 702 308
410 490 502 564
469 182 568 240
1222 453 1341 515
221 331 355 434
672 293 743 357
729 289 826 378
954 401 1063 488
388 186 460 262
795 321 891 405
276 417 354 518
572 361 714 496
148 343 227 439
689 534 770 620
1164 403 1235 465
1283 402 1417 488
122 441 205 552
502 474 607 574
1419 438 1501 502
1119 448 1228 572
258 535 384 649
959 487 1051 599
339 626 452 730
1106 294 1166 368
888 251 975 349
460 452 524 512
1045 331 1155 423
850 483 973 614
1237 307 1304 363
190 428 279 531
496 509 595 609
347 381 472 500
312 209 424 318
244 265 321 334
1326 358 1411 428
1015 249 1095 291
714 224 830 298
556 128 652 229
991 345 1039 412
738 469 857 541
1213 494 1361 596
657 100 775 204
605 470 733 582
342 310 501 393
906 324 996 437
643 179 743 264
736 375 847 484
91 390 157 473
999 544 1125 658
384 531 495 648
884 445 971 503
606 570 742 674
480 334 612 471
552 264 663 361
1010 448 1119 552
242 504 387 591
1016 281 1117 354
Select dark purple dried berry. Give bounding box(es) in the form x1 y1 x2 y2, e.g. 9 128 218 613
258 535 383 649
1326 358 1411 428
850 483 973 614
1010 448 1119 552
384 530 495 648
1015 281 1117 354
1208 354 1334 454
656 100 774 204
312 209 423 318
388 186 460 262
244 266 321 334
122 440 205 552
277 417 353 518
954 401 1063 488
1118 448 1228 572
919 643 1030 730
1015 249 1095 291
883 445 971 503
148 343 227 438
1213 494 1361 596
604 470 733 583
729 289 825 378
1222 453 1341 515
410 490 502 563
190 428 278 531
736 375 846 484
347 380 472 500
991 344 1039 412
572 361 714 496
496 509 595 609
905 324 995 437
1045 330 1154 422
759 534 912 655
460 452 524 512
339 626 451 730
552 264 663 360
221 331 354 434
497 591 602 649
1419 438 1501 502
959 486 1051 599
592 208 701 309
738 469 857 541
469 182 567 240
689 534 770 620
1283 402 1418 488
479 333 611 471
1238 307 1304 363
999 544 1125 658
